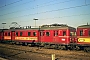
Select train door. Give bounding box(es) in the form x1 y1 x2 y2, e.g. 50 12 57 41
11 31 15 41
53 30 58 43
40 30 45 43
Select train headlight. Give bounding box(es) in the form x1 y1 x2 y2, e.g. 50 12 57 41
78 39 85 42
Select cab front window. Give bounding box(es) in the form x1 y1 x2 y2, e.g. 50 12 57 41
63 31 66 36
80 30 83 36
70 32 76 36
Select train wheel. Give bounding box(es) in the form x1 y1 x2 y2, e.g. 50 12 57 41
75 46 80 51
50 45 55 49
44 44 50 49
22 42 28 46
15 42 19 45
70 46 75 50
54 44 58 49
59 46 67 50
84 47 90 52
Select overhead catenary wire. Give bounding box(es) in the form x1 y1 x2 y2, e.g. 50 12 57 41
0 0 73 17
1 3 90 20
0 0 23 9
40 13 90 20
0 0 56 11
0 0 36 11
10 13 90 24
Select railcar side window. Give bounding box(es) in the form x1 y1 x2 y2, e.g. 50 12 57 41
70 32 76 36
20 32 23 36
63 31 66 36
46 32 50 36
54 31 58 36
28 32 31 36
80 30 83 36
8 32 10 36
40 32 41 36
89 31 90 36
56 31 58 36
16 32 18 36
5 32 7 36
33 32 36 36
54 31 55 36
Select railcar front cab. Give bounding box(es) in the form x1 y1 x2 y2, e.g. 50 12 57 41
77 24 90 52
13 28 39 46
3 29 12 43
57 26 76 50
0 29 9 43
40 24 76 50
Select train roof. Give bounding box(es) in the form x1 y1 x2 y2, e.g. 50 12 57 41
3 24 76 31
4 28 39 31
3 26 75 31
77 25 90 28
40 26 76 30
0 29 9 32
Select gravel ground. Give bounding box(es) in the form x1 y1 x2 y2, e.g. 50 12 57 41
0 43 90 60
0 57 8 60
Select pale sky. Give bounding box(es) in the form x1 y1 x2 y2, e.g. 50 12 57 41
0 0 90 29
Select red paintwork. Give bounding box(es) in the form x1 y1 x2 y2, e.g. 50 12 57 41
40 29 76 45
77 27 90 45
0 32 1 40
2 26 76 45
13 29 39 43
77 28 90 36
0 31 3 40
4 30 11 41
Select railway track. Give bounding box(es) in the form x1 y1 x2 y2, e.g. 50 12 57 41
0 43 90 60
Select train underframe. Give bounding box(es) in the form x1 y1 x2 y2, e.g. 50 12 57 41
0 40 90 52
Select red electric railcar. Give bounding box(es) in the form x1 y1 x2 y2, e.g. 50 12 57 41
40 24 76 49
0 29 8 42
4 30 11 42
1 24 76 50
2 28 39 45
76 24 90 51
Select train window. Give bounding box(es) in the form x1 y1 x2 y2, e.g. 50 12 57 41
40 32 45 36
16 32 18 36
89 31 90 36
54 31 55 36
56 31 58 36
28 32 31 36
5 32 7 36
46 32 50 36
80 30 83 36
63 31 66 36
70 32 76 36
8 32 10 36
54 31 58 36
20 32 23 36
33 32 36 36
